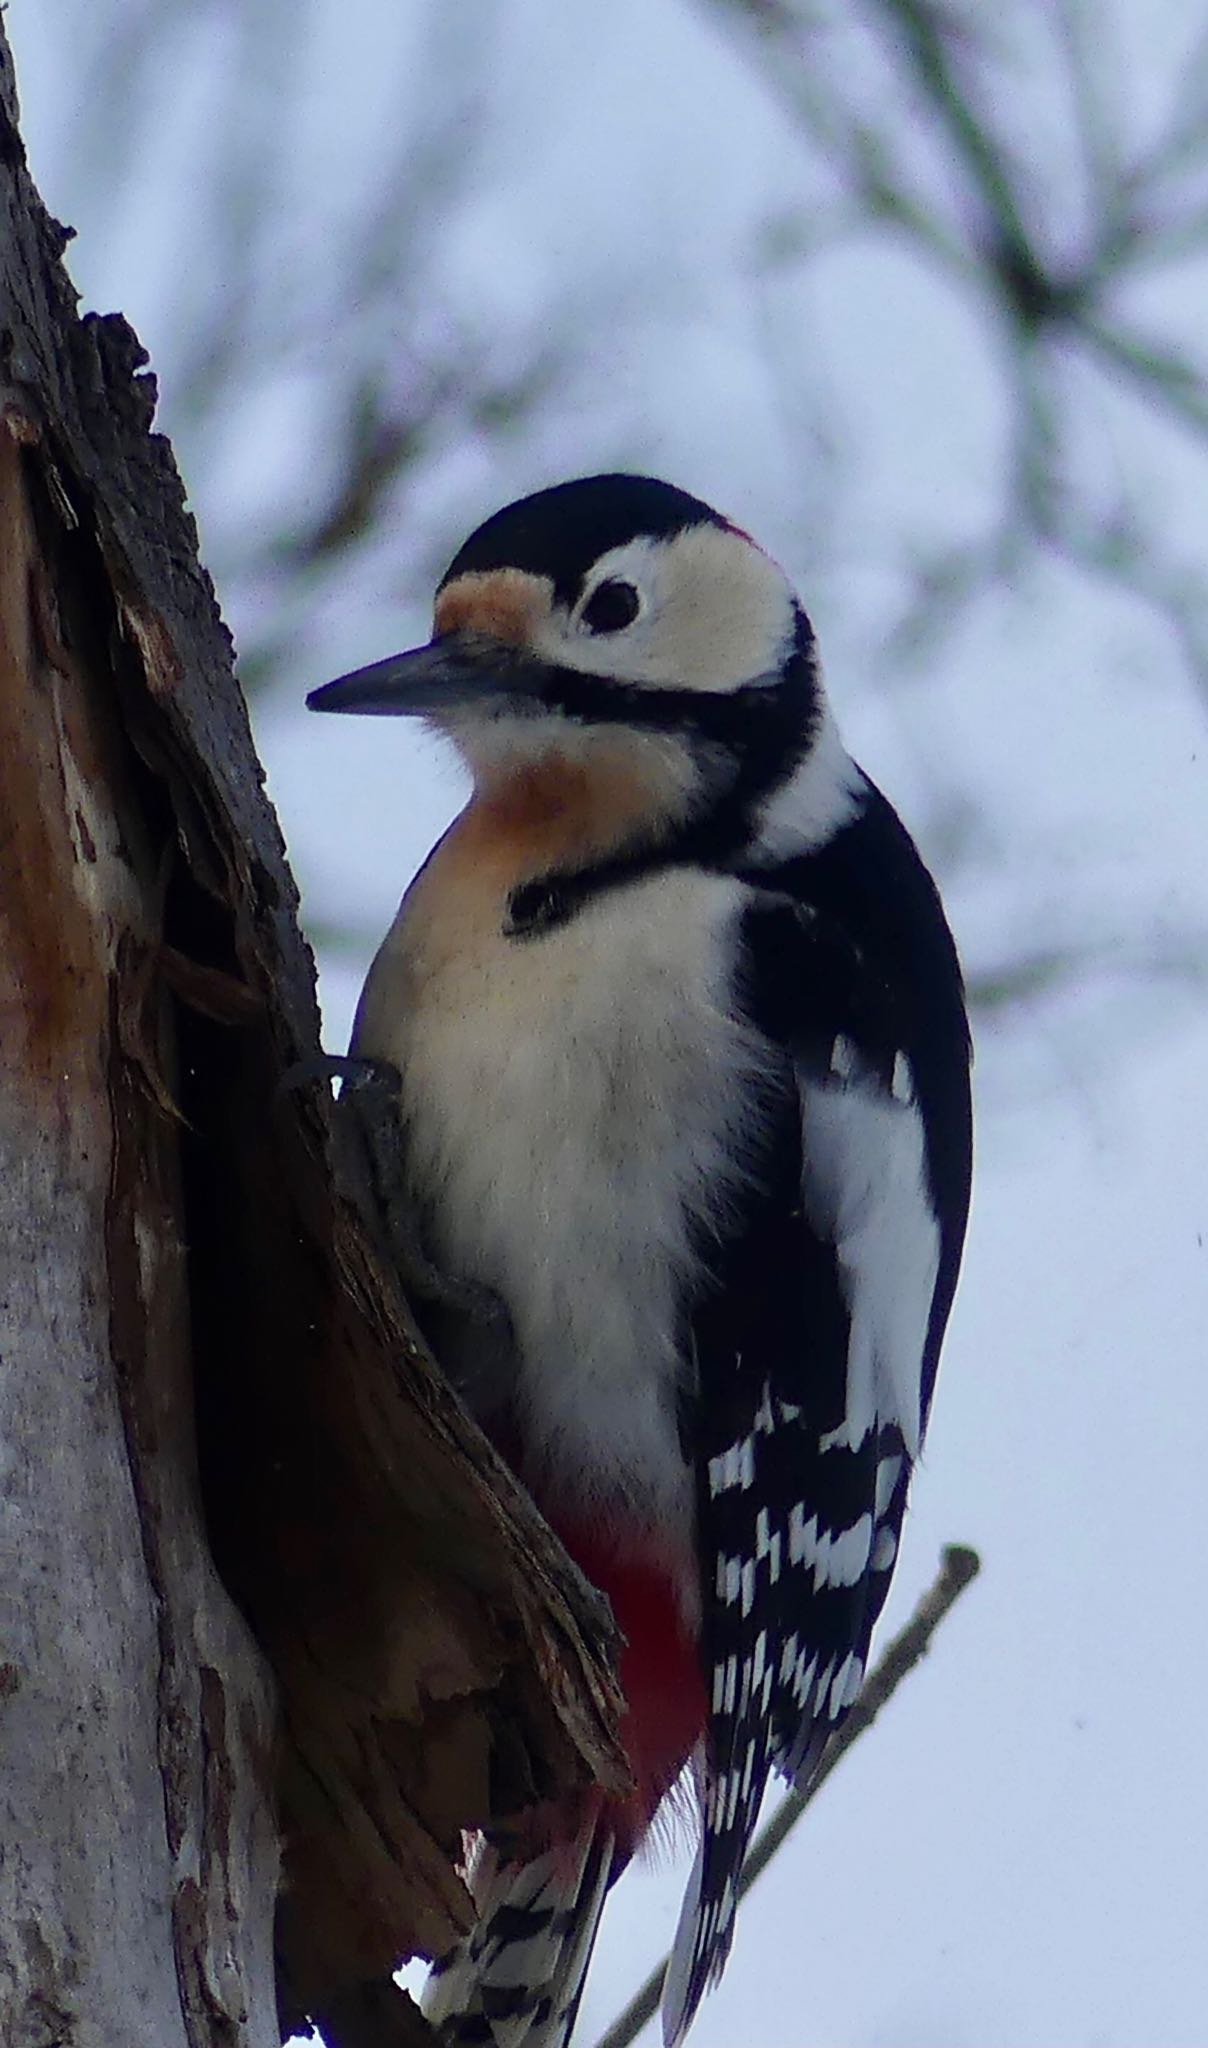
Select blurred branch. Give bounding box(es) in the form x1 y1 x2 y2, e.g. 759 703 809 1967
272 337 569 574
31 0 1208 1042
1075 315 1208 438
51 0 1208 717
964 935 1208 1016
591 1545 981 2048
305 905 1208 1031
708 0 1208 691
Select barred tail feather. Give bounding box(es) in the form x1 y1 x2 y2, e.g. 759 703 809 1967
423 1823 615 2048
660 1829 741 2048
660 1834 706 2048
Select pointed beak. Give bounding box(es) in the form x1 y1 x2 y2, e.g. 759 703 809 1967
306 635 504 718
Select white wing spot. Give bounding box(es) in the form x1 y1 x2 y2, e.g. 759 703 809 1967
825 1513 873 1588
717 1555 743 1605
723 1653 737 1715
813 1658 835 1714
840 1653 865 1711
875 1453 904 1516
709 1772 727 1828
737 1656 753 1718
753 1382 776 1435
787 1507 872 1589
708 1435 756 1496
794 1652 818 1707
788 1505 818 1567
740 1738 757 1800
726 1769 742 1830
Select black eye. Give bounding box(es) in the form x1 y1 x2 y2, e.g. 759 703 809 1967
580 578 641 635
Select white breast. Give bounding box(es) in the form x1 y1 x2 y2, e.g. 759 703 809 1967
356 862 761 1553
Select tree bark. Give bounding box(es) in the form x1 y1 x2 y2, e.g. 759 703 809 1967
0 277 281 2048
0 29 623 2048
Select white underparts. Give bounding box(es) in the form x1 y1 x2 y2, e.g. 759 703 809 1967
357 862 766 1563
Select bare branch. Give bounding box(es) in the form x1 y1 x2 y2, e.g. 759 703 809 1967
591 1545 981 2048
705 0 1208 712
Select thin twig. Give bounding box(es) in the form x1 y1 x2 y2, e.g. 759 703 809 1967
591 1544 981 2048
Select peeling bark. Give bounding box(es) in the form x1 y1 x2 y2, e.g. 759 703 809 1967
0 29 623 2048
0 395 280 2048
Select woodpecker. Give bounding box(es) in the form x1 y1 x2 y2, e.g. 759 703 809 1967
308 475 972 2048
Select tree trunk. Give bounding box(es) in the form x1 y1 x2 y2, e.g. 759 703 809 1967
0 167 280 2048
0 30 623 2048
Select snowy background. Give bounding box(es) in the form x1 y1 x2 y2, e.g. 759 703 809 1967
12 2 1208 2043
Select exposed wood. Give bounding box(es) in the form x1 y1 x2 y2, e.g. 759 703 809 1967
0 27 624 2047
0 382 281 2048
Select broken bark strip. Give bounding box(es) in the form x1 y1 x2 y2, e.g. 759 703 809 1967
0 395 280 2047
0 28 624 2048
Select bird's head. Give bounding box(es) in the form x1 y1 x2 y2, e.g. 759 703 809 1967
309 475 838 857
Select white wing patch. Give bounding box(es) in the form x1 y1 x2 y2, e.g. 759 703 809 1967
787 1504 873 1589
799 1053 940 1458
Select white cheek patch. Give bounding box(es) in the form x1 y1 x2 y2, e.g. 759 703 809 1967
530 525 798 693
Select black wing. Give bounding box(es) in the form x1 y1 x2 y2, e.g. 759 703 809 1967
663 788 972 2045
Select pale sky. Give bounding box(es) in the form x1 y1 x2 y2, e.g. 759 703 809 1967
14 3 1208 2044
